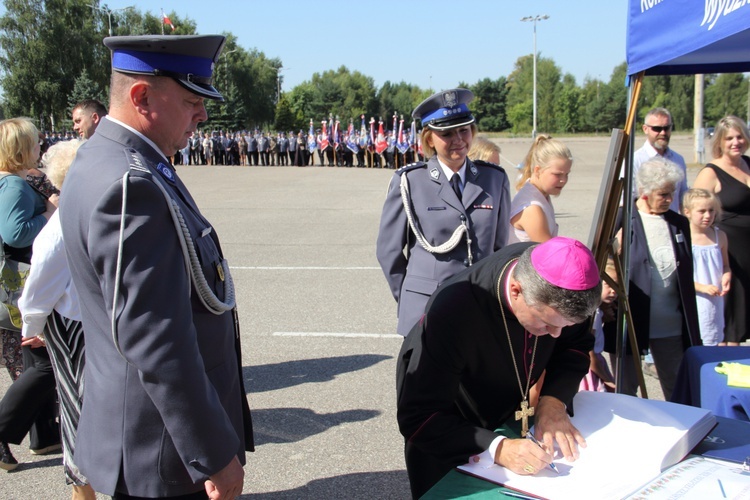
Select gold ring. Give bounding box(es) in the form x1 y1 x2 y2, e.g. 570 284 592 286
523 464 535 474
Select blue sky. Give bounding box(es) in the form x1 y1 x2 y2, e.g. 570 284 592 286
2 0 629 91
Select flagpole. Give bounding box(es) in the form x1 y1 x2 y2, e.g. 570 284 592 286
369 117 375 168
333 118 338 166
161 8 164 35
395 119 399 170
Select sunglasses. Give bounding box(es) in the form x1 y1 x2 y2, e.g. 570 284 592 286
646 124 672 133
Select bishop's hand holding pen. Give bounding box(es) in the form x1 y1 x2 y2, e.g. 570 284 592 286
494 396 586 475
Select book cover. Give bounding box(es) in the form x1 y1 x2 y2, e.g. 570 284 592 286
693 415 750 465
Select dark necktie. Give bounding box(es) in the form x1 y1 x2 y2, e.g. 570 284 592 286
450 173 462 200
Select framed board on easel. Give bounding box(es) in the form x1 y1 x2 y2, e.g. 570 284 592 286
585 73 650 397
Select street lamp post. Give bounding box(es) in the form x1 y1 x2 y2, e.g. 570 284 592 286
277 67 289 103
521 14 549 139
91 4 134 37
219 49 238 88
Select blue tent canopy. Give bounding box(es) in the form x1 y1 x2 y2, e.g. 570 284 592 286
627 0 750 76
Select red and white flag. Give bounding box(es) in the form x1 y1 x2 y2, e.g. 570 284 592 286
162 11 175 31
319 120 329 151
375 119 387 155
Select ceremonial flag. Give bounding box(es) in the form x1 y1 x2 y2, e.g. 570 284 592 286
333 119 340 148
319 120 329 151
162 10 175 31
375 119 387 155
369 117 376 151
391 113 398 146
397 117 410 154
359 115 368 149
346 120 359 154
307 119 317 153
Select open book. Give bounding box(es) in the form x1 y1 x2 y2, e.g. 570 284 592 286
458 391 716 500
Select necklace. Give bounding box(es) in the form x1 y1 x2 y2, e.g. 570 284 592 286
496 258 538 437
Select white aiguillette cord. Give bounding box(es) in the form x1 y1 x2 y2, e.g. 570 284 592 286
111 159 235 357
496 258 538 437
399 172 473 265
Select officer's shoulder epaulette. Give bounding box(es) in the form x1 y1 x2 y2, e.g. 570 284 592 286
124 147 152 177
472 159 507 173
395 161 428 176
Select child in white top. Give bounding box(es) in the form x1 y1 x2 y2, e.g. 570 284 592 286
683 188 731 346
508 134 572 243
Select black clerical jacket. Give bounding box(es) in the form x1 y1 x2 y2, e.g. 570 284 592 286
396 242 593 498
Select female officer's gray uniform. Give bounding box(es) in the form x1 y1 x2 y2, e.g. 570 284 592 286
376 89 510 335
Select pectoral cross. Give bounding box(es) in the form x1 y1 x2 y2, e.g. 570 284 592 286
515 399 535 437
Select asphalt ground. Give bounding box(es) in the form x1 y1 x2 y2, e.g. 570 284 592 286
0 133 702 499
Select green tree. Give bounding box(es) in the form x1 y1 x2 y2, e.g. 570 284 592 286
293 66 377 126
638 75 694 129
0 0 100 130
584 63 627 133
536 59 562 133
312 66 377 122
287 82 316 131
202 33 279 131
554 74 581 133
507 101 533 134
705 73 749 124
469 77 508 132
274 94 295 132
505 54 562 134
377 81 425 123
0 1 200 131
68 69 107 111
115 9 197 37
579 77 603 133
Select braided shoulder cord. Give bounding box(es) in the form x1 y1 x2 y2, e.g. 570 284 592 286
151 176 236 315
399 173 473 265
111 168 235 357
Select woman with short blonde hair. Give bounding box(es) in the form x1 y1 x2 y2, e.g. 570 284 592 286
0 118 41 174
0 117 59 471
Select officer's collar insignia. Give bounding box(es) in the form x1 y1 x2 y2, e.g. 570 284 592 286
470 164 478 176
156 162 176 184
430 167 439 180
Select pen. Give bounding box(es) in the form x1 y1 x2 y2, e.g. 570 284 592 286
718 479 727 498
501 490 538 500
525 433 559 474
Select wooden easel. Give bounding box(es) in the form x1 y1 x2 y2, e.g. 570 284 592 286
588 72 649 398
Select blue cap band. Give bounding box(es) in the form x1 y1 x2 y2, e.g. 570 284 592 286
112 50 213 78
420 103 470 125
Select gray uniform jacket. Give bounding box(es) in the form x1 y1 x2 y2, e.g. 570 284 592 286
376 156 510 335
59 118 252 497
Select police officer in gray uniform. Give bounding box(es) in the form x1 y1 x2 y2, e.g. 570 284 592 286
59 35 253 498
376 89 510 336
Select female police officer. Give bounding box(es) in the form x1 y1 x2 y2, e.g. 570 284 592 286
376 88 510 335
